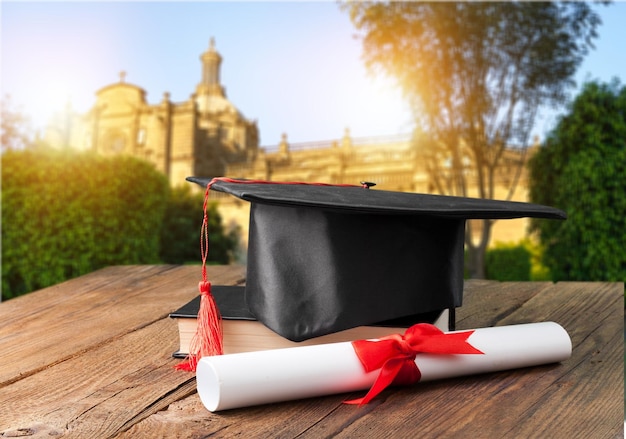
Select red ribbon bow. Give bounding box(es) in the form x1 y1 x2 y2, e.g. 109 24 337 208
345 323 484 405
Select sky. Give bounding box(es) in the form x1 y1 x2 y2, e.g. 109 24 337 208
1 1 625 148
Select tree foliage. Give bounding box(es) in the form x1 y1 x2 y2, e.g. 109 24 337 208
2 147 240 300
342 1 602 277
159 185 239 265
2 148 170 299
528 80 626 281
485 242 532 282
1 95 32 151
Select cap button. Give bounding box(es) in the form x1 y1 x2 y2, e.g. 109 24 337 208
360 181 376 189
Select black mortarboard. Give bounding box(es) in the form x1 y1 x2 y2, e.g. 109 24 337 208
186 177 565 343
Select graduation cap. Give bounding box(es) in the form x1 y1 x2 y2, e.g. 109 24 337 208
177 177 565 371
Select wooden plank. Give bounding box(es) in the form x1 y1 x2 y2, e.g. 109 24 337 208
1 316 198 436
0 310 351 438
351 281 623 439
292 283 624 438
458 280 550 329
2 270 621 438
494 282 624 437
0 265 245 387
117 393 350 438
114 282 623 438
413 282 623 438
0 265 167 326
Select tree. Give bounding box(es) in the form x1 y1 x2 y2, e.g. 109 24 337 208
1 95 32 151
342 1 602 277
159 185 239 265
528 80 626 281
2 149 170 299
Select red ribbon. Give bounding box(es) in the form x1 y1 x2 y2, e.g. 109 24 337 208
345 323 484 405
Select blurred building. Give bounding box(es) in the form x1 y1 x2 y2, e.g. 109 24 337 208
45 38 260 185
45 39 533 247
217 129 533 248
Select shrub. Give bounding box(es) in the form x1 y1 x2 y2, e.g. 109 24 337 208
1 148 169 299
485 242 532 281
159 185 239 265
528 80 626 281
525 240 552 281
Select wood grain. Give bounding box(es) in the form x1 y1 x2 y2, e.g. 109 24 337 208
118 280 623 439
1 269 622 439
1 317 193 435
0 265 245 387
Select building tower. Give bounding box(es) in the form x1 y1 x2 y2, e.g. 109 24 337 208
200 37 223 94
195 38 228 115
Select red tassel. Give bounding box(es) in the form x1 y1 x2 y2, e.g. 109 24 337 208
176 182 224 372
175 281 223 372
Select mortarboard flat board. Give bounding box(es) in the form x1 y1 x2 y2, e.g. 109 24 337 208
187 177 566 342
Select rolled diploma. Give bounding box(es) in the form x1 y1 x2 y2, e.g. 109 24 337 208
196 321 571 412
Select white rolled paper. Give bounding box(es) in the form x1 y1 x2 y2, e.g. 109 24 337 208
196 321 571 412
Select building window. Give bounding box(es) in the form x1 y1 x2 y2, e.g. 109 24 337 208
137 128 146 145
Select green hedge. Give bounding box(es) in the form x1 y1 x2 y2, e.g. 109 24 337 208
485 242 533 281
159 185 239 265
2 148 169 300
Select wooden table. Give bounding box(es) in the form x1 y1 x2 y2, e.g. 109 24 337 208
1 265 623 438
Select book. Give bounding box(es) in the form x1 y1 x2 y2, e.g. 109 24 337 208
170 286 450 357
